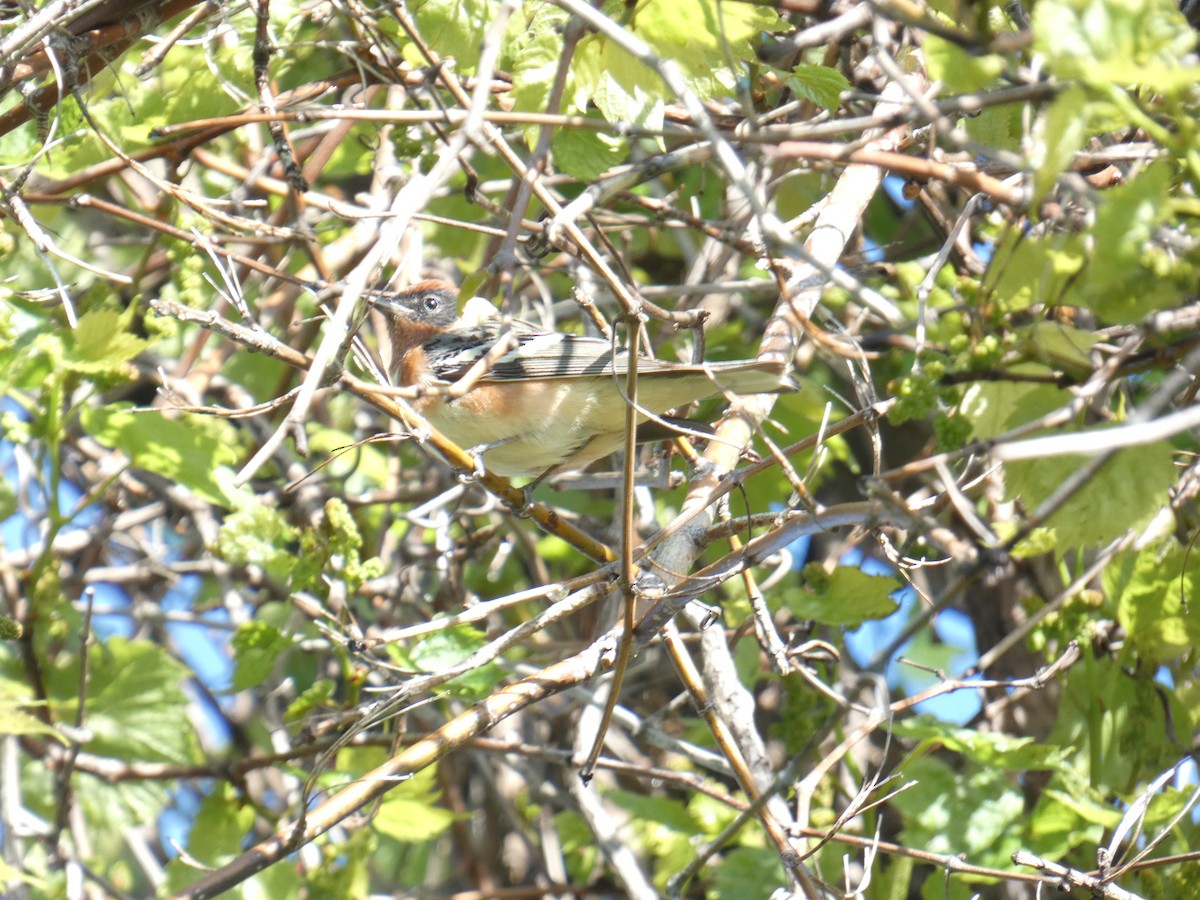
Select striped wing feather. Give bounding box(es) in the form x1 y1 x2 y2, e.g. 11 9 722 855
425 326 793 395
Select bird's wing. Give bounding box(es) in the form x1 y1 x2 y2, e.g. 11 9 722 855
424 323 794 393
424 324 627 381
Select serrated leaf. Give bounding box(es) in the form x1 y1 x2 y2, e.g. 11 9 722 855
373 766 459 842
43 638 200 764
230 620 292 691
959 379 1066 441
570 0 783 130
923 35 1005 94
407 0 499 74
1032 83 1090 202
79 405 246 509
982 228 1084 312
285 678 336 722
508 3 571 115
0 120 44 167
784 566 900 626
552 128 626 181
896 715 1069 769
0 679 62 742
575 39 665 133
402 625 504 699
786 64 850 113
218 504 297 579
294 497 383 594
164 784 256 893
1005 441 1176 549
964 103 1022 151
687 790 740 835
711 847 785 898
1026 790 1103 859
632 0 783 95
1041 787 1123 829
1034 0 1197 91
607 789 699 833
1077 163 1180 322
62 309 149 375
1017 322 1099 377
1000 523 1059 558
1106 541 1200 662
891 755 1024 862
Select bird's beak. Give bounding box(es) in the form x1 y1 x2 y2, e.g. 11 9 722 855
367 291 409 318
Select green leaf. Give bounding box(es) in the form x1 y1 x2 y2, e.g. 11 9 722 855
1026 789 1105 859
44 638 200 764
1041 786 1123 829
552 127 626 181
0 477 16 526
981 227 1084 313
508 2 571 115
710 847 785 900
1032 83 1091 201
112 43 246 148
218 504 298 579
1004 441 1176 549
573 38 666 133
0 678 63 742
784 565 900 626
1052 660 1185 791
292 497 383 595
0 120 44 167
554 810 601 883
959 379 1066 441
1033 0 1198 91
0 859 43 889
999 523 1059 558
892 755 1024 864
61 309 149 375
1077 163 1180 322
230 621 292 691
895 716 1069 769
570 0 783 130
306 827 374 898
687 789 740 836
406 0 499 73
373 766 459 842
285 678 337 723
1016 322 1099 379
79 405 247 509
607 789 699 834
786 64 851 113
1106 541 1200 662
164 784 256 893
964 102 1022 151
923 35 1005 94
400 625 505 699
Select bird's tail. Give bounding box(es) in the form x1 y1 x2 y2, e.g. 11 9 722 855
697 358 799 396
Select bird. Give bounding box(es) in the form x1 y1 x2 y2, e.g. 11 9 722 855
372 279 796 480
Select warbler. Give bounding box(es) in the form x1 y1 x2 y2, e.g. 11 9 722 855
374 279 795 479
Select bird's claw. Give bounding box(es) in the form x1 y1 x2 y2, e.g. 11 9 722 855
472 452 488 480
456 447 490 484
509 484 537 517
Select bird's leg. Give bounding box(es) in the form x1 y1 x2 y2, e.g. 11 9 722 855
458 437 515 482
508 463 560 516
518 465 559 513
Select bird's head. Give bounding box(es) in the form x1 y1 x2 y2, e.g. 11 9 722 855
371 279 460 329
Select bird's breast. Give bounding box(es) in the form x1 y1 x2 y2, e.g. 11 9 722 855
419 379 608 477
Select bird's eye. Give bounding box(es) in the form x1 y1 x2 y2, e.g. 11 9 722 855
421 294 440 313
